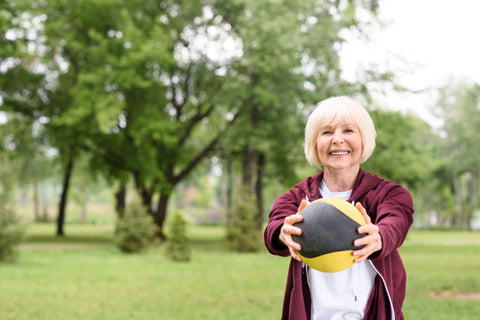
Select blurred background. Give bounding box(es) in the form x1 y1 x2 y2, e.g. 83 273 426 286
1 0 479 241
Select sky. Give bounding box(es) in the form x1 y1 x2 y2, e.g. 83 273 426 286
340 0 480 126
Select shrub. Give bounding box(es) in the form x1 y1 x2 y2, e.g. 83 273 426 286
166 210 191 262
115 202 157 253
0 205 25 262
0 154 25 262
224 188 262 252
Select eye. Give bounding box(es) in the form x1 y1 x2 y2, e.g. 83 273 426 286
344 127 355 133
321 130 332 135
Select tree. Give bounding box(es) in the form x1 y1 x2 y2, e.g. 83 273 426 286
1 1 57 224
2 0 392 240
363 108 436 189
433 81 480 229
166 210 191 262
214 0 383 230
34 0 242 238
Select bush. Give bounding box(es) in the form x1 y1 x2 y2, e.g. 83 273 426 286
224 188 262 252
115 202 157 253
0 205 25 262
166 210 191 262
0 154 25 262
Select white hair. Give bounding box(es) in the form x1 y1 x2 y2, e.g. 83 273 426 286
304 96 376 168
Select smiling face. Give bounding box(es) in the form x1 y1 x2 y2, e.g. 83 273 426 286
305 96 376 169
315 119 363 171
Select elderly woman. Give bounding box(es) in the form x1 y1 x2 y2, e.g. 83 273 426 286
264 96 414 320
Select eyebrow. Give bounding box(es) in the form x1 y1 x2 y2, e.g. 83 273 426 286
321 122 356 130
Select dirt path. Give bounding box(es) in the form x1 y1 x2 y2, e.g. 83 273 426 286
20 242 111 249
430 290 480 301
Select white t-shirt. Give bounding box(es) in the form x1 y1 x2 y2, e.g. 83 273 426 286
307 181 377 320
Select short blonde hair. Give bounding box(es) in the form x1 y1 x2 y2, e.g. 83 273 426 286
304 96 376 168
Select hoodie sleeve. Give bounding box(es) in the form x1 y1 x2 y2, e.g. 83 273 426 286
369 183 414 259
264 187 303 257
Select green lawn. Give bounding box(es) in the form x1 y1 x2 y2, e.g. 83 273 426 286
1 224 479 319
400 230 480 319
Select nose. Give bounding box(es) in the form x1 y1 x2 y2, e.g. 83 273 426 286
332 131 344 144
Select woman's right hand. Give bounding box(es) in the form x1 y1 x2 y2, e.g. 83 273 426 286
279 200 307 261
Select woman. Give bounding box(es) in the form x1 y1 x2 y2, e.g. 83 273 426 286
264 96 414 320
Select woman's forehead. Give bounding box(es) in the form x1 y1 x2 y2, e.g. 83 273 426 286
323 115 357 127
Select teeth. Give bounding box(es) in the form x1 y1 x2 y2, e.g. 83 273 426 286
331 151 349 155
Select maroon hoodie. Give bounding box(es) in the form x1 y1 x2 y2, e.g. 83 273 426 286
264 169 414 320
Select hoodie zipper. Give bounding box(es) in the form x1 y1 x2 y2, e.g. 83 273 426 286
368 260 395 320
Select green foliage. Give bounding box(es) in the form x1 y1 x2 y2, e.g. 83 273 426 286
363 108 436 189
432 82 480 228
115 202 157 253
166 210 191 262
2 0 387 239
217 0 370 187
0 205 25 263
437 83 480 176
0 154 25 262
225 188 262 252
7 0 470 235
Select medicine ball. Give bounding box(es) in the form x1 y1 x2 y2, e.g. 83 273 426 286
292 197 366 273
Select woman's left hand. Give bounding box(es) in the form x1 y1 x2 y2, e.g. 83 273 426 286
353 202 382 263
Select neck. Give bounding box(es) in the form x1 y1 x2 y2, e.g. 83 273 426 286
322 165 360 192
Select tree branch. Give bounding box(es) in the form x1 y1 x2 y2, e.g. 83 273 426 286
174 110 240 184
178 103 215 147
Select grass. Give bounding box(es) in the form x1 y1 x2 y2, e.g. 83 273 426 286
1 224 480 319
400 230 480 320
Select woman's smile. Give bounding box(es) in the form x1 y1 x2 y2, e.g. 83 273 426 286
329 150 350 156
316 119 363 170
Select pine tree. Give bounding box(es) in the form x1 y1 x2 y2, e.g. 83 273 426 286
166 211 191 262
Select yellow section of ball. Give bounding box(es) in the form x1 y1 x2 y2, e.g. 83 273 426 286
299 250 355 273
317 198 366 226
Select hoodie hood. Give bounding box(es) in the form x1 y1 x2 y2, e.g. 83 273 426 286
294 168 385 203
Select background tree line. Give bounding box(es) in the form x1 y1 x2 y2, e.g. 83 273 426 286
1 0 479 244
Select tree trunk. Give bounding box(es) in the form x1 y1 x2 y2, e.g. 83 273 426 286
224 156 233 224
80 187 87 222
32 174 40 222
41 183 49 221
56 158 74 236
452 175 462 228
242 143 256 193
133 172 154 215
465 172 473 230
115 183 126 218
255 152 265 230
154 192 169 240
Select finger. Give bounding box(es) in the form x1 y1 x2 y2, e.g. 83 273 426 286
353 241 374 262
354 254 368 263
355 202 371 224
283 232 302 251
289 247 302 261
355 224 379 244
356 223 377 237
285 214 304 225
354 233 381 258
280 225 302 251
